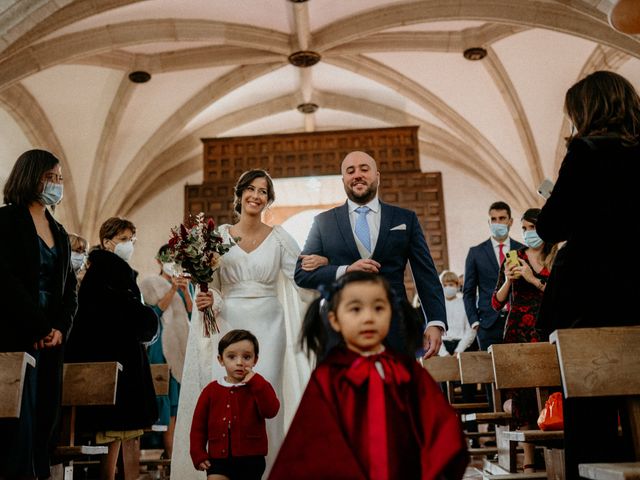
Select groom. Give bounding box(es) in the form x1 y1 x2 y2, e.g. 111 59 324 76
294 151 446 357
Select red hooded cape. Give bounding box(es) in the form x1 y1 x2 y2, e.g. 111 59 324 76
269 348 468 480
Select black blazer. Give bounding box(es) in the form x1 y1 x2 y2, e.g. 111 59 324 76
537 136 640 332
65 249 159 430
463 237 524 329
0 204 77 351
294 201 446 330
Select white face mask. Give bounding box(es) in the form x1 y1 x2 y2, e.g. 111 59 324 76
162 262 176 277
70 251 86 273
443 286 458 299
114 240 134 263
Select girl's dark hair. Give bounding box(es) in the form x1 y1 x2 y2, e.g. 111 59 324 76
565 70 640 146
3 149 60 206
300 271 423 358
521 207 557 268
218 329 259 357
233 169 275 217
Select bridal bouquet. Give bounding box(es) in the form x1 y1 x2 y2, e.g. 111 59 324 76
162 213 233 336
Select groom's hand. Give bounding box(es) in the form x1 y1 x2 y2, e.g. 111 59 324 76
346 259 381 273
422 325 443 359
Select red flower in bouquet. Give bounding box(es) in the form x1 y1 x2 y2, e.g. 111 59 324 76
162 213 234 336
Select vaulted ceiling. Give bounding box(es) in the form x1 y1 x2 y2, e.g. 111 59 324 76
0 0 638 243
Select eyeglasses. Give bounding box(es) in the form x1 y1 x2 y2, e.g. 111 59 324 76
43 172 64 184
114 234 136 244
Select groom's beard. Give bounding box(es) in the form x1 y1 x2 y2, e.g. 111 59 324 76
345 180 378 204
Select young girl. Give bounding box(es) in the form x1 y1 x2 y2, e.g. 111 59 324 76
190 329 280 480
269 272 468 480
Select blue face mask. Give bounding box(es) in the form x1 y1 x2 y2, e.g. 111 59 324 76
490 223 509 239
523 230 544 249
40 181 63 205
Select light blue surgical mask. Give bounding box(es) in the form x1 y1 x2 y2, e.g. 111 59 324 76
70 251 86 273
40 181 63 205
523 230 544 249
490 223 509 239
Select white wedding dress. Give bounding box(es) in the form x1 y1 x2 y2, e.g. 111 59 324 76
171 225 313 479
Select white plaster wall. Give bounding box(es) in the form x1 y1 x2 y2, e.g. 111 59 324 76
0 108 33 192
128 170 203 280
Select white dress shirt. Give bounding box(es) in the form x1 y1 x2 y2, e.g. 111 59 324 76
490 237 511 265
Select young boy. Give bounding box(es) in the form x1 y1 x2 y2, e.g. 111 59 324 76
190 330 280 480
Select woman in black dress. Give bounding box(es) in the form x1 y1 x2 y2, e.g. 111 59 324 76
0 150 77 479
537 70 640 479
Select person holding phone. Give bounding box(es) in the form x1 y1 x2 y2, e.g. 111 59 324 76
491 208 557 472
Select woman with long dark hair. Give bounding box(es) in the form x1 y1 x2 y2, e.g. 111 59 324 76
537 70 640 479
0 149 77 479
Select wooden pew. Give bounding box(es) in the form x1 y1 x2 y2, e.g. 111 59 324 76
551 326 640 480
0 352 35 418
458 351 510 425
55 362 122 473
424 354 500 459
150 363 170 396
489 342 563 476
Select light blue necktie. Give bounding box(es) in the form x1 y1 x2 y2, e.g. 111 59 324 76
354 206 371 252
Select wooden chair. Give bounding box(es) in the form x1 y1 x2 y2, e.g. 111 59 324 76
489 342 563 476
0 352 35 418
551 326 640 480
424 354 501 459
458 351 511 425
55 362 122 475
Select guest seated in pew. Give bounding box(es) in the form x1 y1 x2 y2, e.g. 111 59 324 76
0 150 78 480
65 217 159 480
492 207 557 472
537 70 640 480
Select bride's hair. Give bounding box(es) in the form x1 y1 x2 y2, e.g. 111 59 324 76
233 169 275 217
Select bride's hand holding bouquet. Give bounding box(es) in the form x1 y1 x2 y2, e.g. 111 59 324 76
162 213 234 336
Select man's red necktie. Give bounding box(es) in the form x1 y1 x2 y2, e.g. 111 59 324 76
499 243 505 265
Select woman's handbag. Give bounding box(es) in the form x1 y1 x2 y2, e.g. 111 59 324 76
537 392 564 431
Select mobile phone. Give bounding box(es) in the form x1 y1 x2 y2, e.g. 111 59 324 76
506 250 520 267
537 178 554 199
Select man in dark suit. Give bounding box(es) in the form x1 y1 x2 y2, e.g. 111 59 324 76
294 151 446 357
463 201 524 351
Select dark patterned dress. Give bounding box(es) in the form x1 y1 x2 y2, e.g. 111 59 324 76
491 248 549 427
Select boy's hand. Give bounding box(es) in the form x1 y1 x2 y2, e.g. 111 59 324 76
242 367 255 383
198 460 211 470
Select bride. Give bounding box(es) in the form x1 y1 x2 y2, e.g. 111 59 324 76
171 169 326 478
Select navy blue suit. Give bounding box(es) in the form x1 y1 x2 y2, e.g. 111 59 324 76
462 237 524 349
294 201 446 352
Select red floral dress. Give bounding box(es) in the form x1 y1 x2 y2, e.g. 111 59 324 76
491 248 550 426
